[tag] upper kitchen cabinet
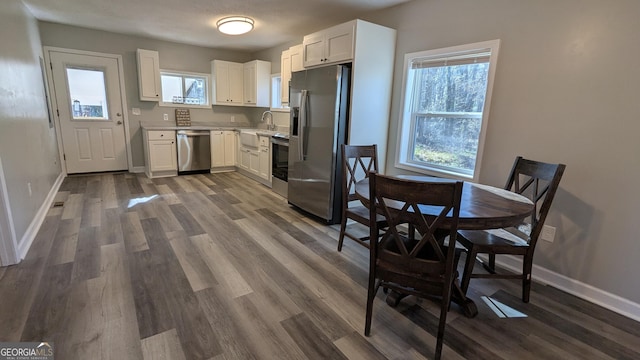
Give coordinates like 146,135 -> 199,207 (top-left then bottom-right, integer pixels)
280,49 -> 291,104
243,60 -> 271,107
212,60 -> 244,105
303,21 -> 354,68
290,44 -> 304,72
280,44 -> 303,104
137,49 -> 161,101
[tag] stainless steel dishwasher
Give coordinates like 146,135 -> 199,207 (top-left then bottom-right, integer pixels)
177,130 -> 211,174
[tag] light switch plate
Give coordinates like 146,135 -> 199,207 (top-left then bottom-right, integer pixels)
131,107 -> 141,115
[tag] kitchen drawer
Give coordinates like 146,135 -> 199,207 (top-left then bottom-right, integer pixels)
147,130 -> 176,141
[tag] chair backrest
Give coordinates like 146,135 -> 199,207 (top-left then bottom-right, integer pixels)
504,156 -> 566,245
369,173 -> 463,285
342,145 -> 379,205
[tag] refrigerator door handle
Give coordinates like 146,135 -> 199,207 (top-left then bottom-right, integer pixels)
299,90 -> 309,161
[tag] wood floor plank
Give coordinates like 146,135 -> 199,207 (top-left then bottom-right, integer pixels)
281,313 -> 348,359
61,193 -> 84,220
169,203 -> 206,236
154,183 -> 181,205
80,197 -> 101,228
170,232 -> 217,292
190,234 -> 252,298
141,328 -> 187,360
333,332 -> 388,360
48,218 -> 81,266
71,226 -> 101,282
20,262 -> 73,342
121,211 -> 150,252
99,207 -> 124,246
196,287 -> 259,360
100,173 -> 119,209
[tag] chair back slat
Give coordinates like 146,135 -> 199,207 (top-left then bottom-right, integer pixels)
505,156 -> 566,244
342,145 -> 379,205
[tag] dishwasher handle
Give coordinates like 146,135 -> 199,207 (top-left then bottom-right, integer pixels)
177,130 -> 210,136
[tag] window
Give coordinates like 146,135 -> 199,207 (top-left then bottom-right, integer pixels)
160,70 -> 209,107
66,68 -> 109,120
270,74 -> 289,111
396,40 -> 500,181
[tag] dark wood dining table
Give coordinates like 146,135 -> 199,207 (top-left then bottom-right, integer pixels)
355,175 -> 535,317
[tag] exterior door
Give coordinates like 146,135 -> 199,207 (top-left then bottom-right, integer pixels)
49,50 -> 127,173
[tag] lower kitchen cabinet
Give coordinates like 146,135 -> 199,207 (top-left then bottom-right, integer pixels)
143,129 -> 177,178
237,135 -> 271,186
211,130 -> 236,171
258,135 -> 271,181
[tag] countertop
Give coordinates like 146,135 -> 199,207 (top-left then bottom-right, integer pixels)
140,122 -> 282,137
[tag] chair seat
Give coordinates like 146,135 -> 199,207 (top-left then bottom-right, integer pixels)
458,228 -> 530,248
346,205 -> 386,224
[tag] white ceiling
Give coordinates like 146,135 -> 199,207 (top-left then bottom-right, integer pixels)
21,0 -> 412,51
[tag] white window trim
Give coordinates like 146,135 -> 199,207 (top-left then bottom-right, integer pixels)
394,39 -> 501,182
270,73 -> 290,112
159,69 -> 210,108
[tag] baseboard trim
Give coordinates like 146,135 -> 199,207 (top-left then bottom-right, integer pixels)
130,166 -> 145,174
496,255 -> 640,322
17,171 -> 65,260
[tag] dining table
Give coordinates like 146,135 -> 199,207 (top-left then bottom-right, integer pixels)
354,174 -> 535,317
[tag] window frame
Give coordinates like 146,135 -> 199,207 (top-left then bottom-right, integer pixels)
159,69 -> 210,108
270,73 -> 290,112
395,39 -> 501,181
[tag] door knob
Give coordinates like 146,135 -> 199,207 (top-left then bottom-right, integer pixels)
116,113 -> 122,116
116,121 -> 123,125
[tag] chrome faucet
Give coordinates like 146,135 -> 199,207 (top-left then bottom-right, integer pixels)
261,110 -> 275,131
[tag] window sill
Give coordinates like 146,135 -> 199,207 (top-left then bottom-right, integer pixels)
395,162 -> 475,182
158,103 -> 210,109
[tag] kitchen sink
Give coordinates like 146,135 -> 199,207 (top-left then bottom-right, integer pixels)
240,130 -> 259,147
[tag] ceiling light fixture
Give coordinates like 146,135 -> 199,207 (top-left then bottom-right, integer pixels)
217,16 -> 254,35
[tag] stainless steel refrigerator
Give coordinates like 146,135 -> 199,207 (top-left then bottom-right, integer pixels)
288,65 -> 351,224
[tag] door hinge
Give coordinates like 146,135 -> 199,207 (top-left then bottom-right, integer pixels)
56,109 -> 59,116
63,154 -> 66,161
49,62 -> 53,70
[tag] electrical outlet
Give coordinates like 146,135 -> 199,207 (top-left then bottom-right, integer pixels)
541,225 -> 556,243
27,182 -> 32,197
131,108 -> 141,115
230,116 -> 235,122
163,113 -> 169,121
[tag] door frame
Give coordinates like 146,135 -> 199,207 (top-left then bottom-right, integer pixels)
43,46 -> 133,175
0,157 -> 18,266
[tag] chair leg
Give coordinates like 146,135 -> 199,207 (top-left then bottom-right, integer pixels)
460,247 -> 478,295
337,216 -> 347,252
488,253 -> 496,272
522,255 -> 533,303
364,273 -> 378,336
434,279 -> 453,360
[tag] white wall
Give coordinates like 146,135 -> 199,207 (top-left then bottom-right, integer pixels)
0,0 -> 62,259
363,0 -> 640,305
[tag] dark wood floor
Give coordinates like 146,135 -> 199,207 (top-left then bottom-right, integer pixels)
0,172 -> 638,359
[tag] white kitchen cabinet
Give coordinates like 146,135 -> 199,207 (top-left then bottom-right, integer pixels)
212,60 -> 244,105
243,60 -> 271,107
258,135 -> 271,182
280,44 -> 303,104
290,44 -> 304,72
280,49 -> 291,104
143,129 -> 177,178
210,130 -> 236,170
303,21 -> 354,67
136,49 -> 161,101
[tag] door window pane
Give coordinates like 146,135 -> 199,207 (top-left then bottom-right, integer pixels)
66,68 -> 109,120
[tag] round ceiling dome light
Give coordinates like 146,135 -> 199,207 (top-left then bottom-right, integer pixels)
217,16 -> 254,35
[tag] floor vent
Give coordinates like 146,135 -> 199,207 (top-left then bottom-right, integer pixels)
52,201 -> 64,208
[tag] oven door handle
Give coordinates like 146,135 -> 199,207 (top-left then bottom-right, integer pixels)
271,138 -> 289,147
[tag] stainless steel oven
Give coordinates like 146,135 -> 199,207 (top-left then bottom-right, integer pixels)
271,133 -> 289,198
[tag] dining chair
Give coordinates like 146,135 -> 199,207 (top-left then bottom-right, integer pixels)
364,173 -> 463,360
337,144 -> 386,251
457,156 -> 566,303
